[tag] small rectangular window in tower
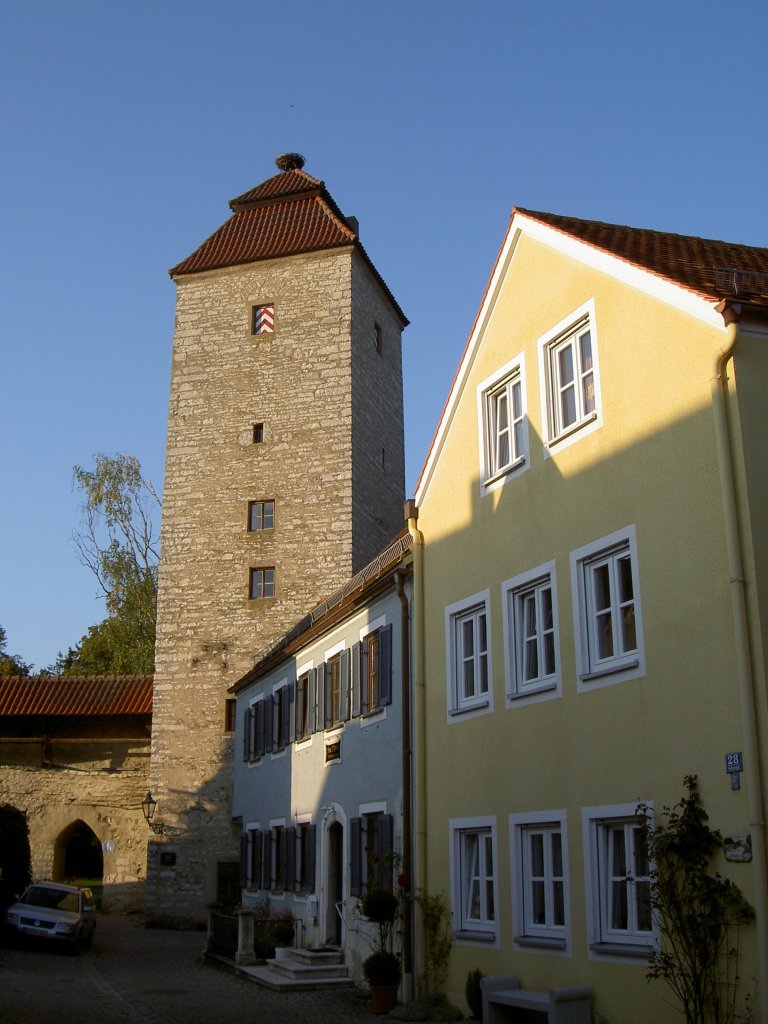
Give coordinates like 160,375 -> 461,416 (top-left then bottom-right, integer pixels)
252,423 -> 265,444
248,500 -> 275,532
224,698 -> 236,733
249,567 -> 276,600
374,322 -> 382,354
252,305 -> 275,335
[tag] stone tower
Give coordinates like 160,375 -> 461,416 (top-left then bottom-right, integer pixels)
146,155 -> 407,923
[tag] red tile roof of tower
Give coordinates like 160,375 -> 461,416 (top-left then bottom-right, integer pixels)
170,157 -> 408,325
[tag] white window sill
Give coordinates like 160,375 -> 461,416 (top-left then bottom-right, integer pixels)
514,934 -> 566,950
483,455 -> 526,488
508,680 -> 557,700
449,699 -> 490,718
453,929 -> 496,943
360,707 -> 386,725
589,941 -> 653,958
580,658 -> 639,682
547,410 -> 598,448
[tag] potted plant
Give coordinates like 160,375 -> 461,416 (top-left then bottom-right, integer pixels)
363,949 -> 402,1014
271,906 -> 294,960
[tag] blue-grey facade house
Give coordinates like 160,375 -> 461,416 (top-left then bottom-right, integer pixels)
231,532 -> 413,983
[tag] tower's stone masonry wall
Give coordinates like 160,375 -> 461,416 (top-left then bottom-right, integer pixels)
150,246 -> 405,921
350,252 -> 406,570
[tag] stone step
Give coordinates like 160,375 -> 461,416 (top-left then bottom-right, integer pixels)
267,955 -> 349,980
290,947 -> 344,967
239,963 -> 355,992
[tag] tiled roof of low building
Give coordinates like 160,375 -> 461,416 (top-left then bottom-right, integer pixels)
0,676 -> 153,716
517,208 -> 768,303
169,157 -> 408,325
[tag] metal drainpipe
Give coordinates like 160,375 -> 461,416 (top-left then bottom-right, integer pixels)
711,308 -> 768,1020
404,500 -> 425,996
395,566 -> 414,1003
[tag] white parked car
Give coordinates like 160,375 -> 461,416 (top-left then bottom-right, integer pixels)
5,882 -> 97,953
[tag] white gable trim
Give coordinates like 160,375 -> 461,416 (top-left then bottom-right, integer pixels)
415,212 -> 725,506
516,214 -> 725,330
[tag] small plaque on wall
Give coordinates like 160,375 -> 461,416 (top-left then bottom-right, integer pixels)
160,851 -> 177,867
325,740 -> 341,764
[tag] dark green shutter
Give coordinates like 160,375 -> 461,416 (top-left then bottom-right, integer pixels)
242,708 -> 250,761
361,638 -> 370,714
307,670 -> 316,734
340,649 -> 350,721
350,817 -> 362,896
379,814 -> 394,888
255,702 -> 265,759
315,664 -> 325,732
240,832 -> 248,887
281,688 -> 291,748
287,683 -> 296,744
307,824 -> 317,892
265,695 -> 274,752
263,830 -> 272,890
351,642 -> 361,717
379,623 -> 393,707
253,831 -> 263,889
285,827 -> 296,891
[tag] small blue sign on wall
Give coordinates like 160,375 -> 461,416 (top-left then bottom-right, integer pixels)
726,752 -> 743,773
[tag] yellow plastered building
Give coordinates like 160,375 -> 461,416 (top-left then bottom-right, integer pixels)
413,209 -> 768,1022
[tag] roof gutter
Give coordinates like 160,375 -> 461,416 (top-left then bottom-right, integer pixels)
711,304 -> 768,1020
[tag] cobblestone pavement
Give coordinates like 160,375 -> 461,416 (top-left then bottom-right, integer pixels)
0,915 -> 377,1024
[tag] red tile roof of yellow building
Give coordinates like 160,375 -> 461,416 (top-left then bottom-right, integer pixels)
516,208 -> 768,302
169,159 -> 408,325
0,676 -> 153,716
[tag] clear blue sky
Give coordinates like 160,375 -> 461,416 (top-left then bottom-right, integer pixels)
2,0 -> 766,670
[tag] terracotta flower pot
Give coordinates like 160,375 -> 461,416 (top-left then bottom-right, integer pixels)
370,985 -> 398,1014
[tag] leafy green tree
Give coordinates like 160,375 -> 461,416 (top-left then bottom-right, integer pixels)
63,453 -> 160,675
0,625 -> 32,676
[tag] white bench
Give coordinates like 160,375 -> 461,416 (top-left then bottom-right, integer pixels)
481,976 -> 592,1024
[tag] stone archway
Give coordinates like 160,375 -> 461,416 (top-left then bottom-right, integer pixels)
0,804 -> 31,909
53,819 -> 103,885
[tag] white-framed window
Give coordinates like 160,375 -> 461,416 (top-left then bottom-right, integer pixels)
351,616 -> 393,718
477,355 -> 528,492
571,525 -> 644,690
538,300 -> 602,452
450,817 -> 498,941
509,811 -> 569,952
583,803 -> 655,958
503,562 -> 560,705
445,591 -> 492,719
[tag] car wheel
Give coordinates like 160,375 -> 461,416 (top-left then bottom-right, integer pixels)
82,929 -> 94,950
66,931 -> 82,956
